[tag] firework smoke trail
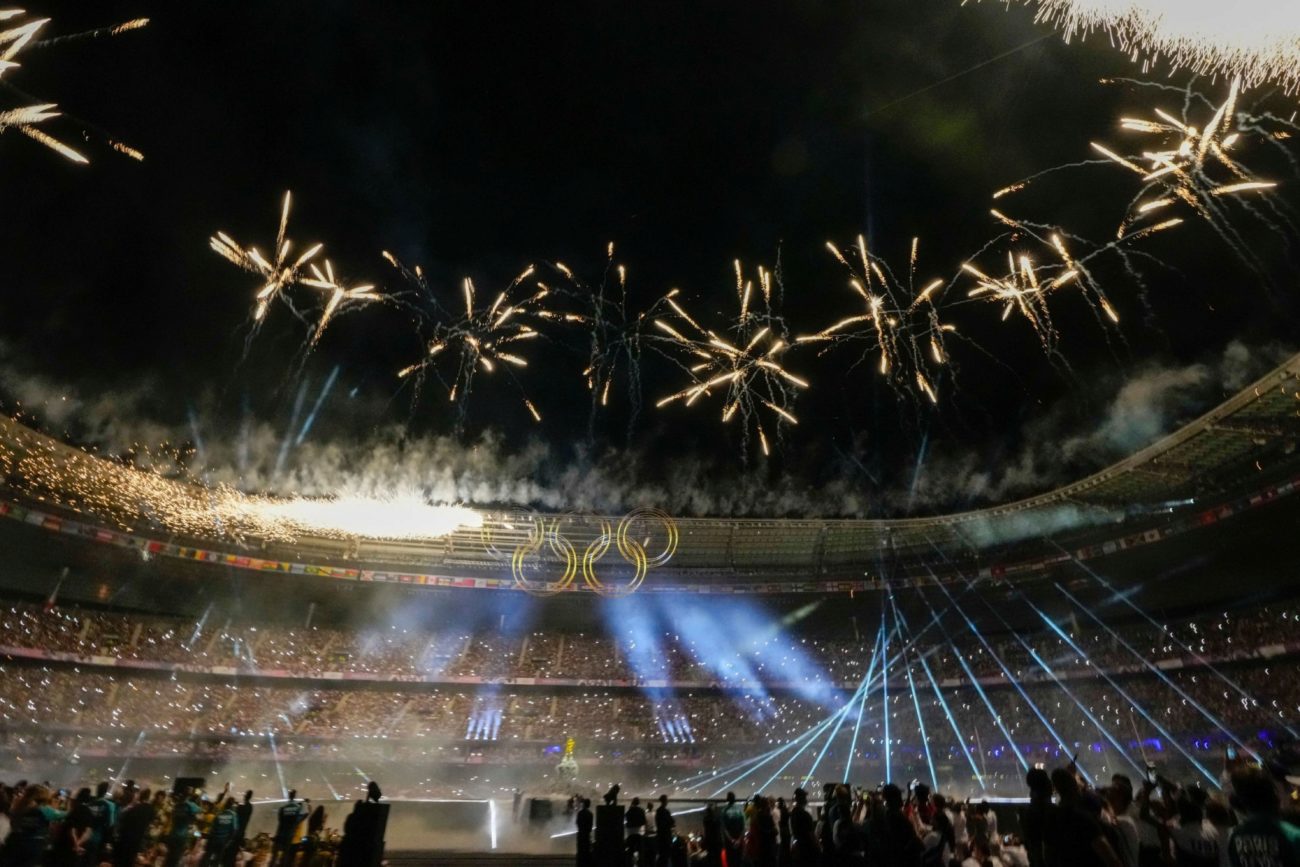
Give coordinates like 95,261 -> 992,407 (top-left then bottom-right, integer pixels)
651,261 -> 808,458
796,235 -> 955,405
969,1 -> 1300,94
542,245 -> 652,441
28,16 -> 150,49
385,252 -> 551,429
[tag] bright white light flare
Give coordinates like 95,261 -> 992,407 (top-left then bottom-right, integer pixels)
239,492 -> 482,542
980,1 -> 1300,94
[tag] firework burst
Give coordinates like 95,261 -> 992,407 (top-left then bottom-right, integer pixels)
210,191 -> 326,325
0,10 -> 149,163
299,260 -> 379,347
0,11 -> 84,162
652,261 -> 807,456
797,236 -> 955,405
1093,80 -> 1278,239
387,253 -> 549,425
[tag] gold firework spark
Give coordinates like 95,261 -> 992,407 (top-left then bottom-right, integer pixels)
797,236 -> 954,404
0,416 -> 481,544
961,224 -> 1106,351
1093,80 -> 1277,238
299,260 -> 379,346
210,191 -> 325,323
652,261 -> 807,456
0,11 -> 86,163
388,254 -> 549,424
545,244 -> 644,415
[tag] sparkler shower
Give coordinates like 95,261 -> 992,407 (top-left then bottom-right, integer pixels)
974,1 -> 1300,93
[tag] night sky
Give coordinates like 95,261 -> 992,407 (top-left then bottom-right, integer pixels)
1,1 -> 1297,517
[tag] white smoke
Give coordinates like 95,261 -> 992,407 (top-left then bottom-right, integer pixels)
0,340 -> 1287,519
901,340 -> 1290,511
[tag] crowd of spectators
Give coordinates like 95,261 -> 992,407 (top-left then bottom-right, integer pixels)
0,657 -> 1296,791
0,778 -> 361,867
3,598 -> 1300,803
3,601 -> 1297,687
580,755 -> 1300,867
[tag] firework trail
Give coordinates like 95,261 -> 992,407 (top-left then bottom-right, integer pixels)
651,260 -> 808,457
385,252 -> 550,428
970,1 -> 1300,95
797,235 -> 955,405
543,244 -> 663,440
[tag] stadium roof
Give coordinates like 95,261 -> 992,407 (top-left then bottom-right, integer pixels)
1,350 -> 1299,590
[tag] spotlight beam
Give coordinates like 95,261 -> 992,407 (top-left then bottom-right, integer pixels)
1024,597 -> 1221,788
690,576 -> 994,795
758,688 -> 864,794
707,677 -> 872,797
926,535 -> 1155,777
960,578 -> 1146,777
893,598 -> 988,791
882,607 -> 892,784
888,592 -> 940,789
1049,542 -> 1299,741
842,623 -> 883,785
268,732 -> 288,800
1053,581 -> 1259,760
930,574 -> 1092,783
915,585 -> 1030,772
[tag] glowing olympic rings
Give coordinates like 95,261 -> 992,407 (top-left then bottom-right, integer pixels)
500,508 -> 678,596
509,514 -> 579,596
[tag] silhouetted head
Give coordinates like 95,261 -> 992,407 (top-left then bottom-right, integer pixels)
1231,766 -> 1280,816
1105,784 -> 1132,814
1051,769 -> 1080,804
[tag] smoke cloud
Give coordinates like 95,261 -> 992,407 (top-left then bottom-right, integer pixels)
0,340 -> 1289,520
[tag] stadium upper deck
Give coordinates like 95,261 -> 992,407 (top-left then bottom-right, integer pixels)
0,352 -> 1298,592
